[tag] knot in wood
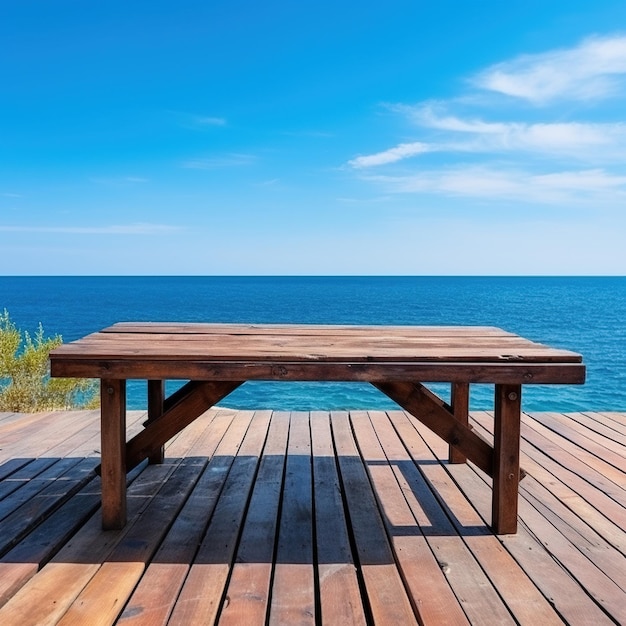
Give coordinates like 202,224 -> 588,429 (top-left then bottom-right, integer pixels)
272,365 -> 288,378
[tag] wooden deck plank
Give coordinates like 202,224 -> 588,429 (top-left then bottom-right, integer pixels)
117,410 -> 246,626
0,412 -> 19,424
0,479 -> 101,607
269,412 -> 316,625
0,463 -> 176,624
0,410 -> 217,625
0,409 -> 624,625
217,411 -> 289,626
167,411 -> 270,625
470,412 -> 626,555
350,410 -> 473,626
592,411 -> 626,435
473,411 -> 626,517
385,410 -> 563,626
0,458 -> 97,555
565,411 -> 626,448
522,484 -> 626,592
331,411 -> 419,625
0,411 -> 104,520
459,413 -> 626,624
449,462 -> 617,626
515,485 -> 626,623
519,415 -> 626,513
530,411 -> 626,475
0,412 -> 149,609
0,411 -> 146,557
403,410 -> 619,626
311,411 -> 367,626
0,457 -> 83,513
55,410 -> 227,626
0,411 -> 88,456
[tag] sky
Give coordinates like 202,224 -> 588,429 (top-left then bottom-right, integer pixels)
2,0 -> 626,275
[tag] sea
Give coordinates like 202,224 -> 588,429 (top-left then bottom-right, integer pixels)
2,276 -> 625,413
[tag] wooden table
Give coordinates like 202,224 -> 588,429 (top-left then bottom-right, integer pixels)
49,322 -> 585,534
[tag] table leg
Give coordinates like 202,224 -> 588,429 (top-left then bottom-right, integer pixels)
100,378 -> 127,530
147,380 -> 165,464
492,384 -> 521,534
449,382 -> 469,464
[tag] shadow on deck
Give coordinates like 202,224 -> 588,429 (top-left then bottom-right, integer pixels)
0,407 -> 624,625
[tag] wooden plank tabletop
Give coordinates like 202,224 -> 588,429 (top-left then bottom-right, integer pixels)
51,322 -> 582,363
49,323 -> 585,386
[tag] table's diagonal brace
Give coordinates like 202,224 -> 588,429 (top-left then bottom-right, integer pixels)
126,380 -> 243,470
373,381 -> 494,477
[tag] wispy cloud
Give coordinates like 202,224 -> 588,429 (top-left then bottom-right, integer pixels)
0,223 -> 182,235
348,142 -> 430,168
373,103 -> 626,162
369,167 -> 626,205
472,34 -> 626,105
1,192 -> 22,198
347,33 -> 626,208
348,116 -> 626,168
192,115 -> 227,126
182,153 -> 257,169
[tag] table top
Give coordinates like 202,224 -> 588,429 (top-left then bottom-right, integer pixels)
50,323 -> 585,384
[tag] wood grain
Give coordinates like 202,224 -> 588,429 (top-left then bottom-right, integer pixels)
0,409 -> 623,624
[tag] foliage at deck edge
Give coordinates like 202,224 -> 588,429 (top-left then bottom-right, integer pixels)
0,309 -> 98,412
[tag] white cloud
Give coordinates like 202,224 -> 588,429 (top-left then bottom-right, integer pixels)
369,166 -> 626,205
348,33 -> 626,212
348,113 -> 626,167
409,104 -> 626,156
472,34 -> 626,104
0,223 -> 182,235
1,192 -> 22,198
396,102 -> 506,134
348,142 -> 430,168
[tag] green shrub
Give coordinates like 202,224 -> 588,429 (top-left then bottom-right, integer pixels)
0,310 -> 97,412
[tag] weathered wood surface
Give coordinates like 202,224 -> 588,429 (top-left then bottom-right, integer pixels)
1,408 -> 623,625
50,324 -> 585,378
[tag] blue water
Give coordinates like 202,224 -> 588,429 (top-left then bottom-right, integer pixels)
2,276 -> 625,412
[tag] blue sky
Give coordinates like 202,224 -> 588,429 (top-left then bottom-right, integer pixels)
2,1 -> 626,275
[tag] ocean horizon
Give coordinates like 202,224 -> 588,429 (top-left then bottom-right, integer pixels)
2,275 -> 625,412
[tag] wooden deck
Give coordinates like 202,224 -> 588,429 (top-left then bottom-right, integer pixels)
0,407 -> 624,625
